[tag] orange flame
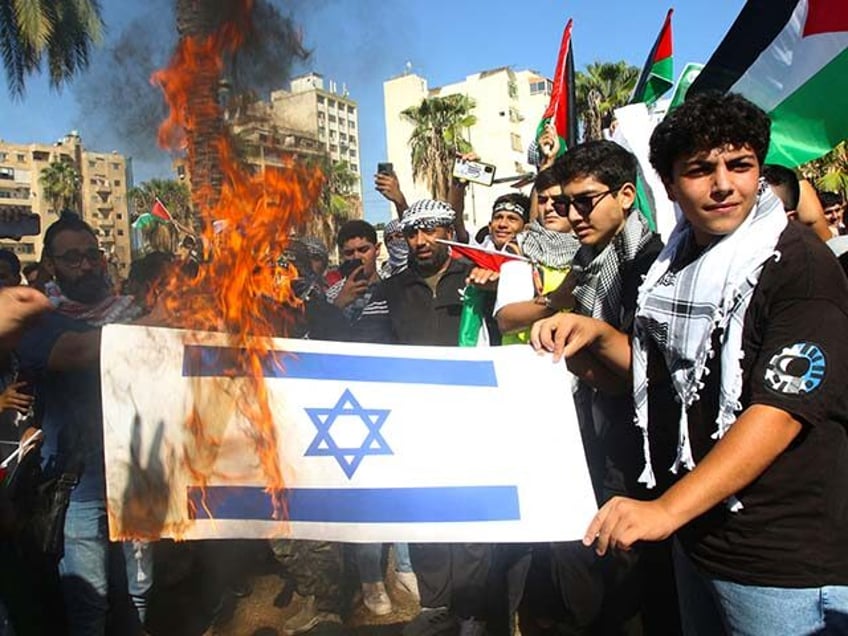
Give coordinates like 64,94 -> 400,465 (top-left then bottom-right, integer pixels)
144,0 -> 323,530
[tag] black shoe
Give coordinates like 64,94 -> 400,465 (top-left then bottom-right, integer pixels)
403,608 -> 460,636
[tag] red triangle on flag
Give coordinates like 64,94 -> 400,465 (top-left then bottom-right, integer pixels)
436,239 -> 528,273
151,199 -> 173,221
804,0 -> 848,37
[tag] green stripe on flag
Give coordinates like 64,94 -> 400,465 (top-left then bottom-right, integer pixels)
765,48 -> 848,167
641,57 -> 674,105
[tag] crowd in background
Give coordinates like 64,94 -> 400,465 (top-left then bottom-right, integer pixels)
0,90 -> 847,636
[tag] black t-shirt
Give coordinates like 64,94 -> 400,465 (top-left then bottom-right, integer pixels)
647,222 -> 848,587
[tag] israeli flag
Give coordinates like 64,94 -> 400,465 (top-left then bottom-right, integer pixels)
102,325 -> 597,542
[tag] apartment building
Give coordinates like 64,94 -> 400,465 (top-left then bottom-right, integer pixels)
0,132 -> 132,276
384,67 -> 552,228
269,72 -> 363,198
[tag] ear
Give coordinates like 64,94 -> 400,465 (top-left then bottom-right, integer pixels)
618,182 -> 637,211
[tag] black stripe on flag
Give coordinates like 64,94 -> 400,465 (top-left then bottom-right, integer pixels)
688,0 -> 799,95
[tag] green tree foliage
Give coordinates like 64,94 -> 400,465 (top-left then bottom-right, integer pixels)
129,178 -> 192,226
801,141 -> 848,199
0,0 -> 103,97
575,61 -> 639,141
401,94 -> 476,201
39,159 -> 79,213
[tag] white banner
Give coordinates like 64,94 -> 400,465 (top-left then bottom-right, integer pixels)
102,325 -> 597,543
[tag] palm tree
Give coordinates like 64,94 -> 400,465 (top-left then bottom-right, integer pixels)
39,159 -> 80,213
129,178 -> 193,225
401,94 -> 476,201
0,0 -> 103,97
576,61 -> 639,141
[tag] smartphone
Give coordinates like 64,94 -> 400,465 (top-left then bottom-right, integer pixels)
377,162 -> 394,175
452,158 -> 496,187
338,258 -> 364,280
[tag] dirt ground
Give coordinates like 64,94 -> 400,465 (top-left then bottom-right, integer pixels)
145,541 -> 419,636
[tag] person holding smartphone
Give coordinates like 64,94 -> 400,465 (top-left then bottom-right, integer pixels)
325,220 -> 383,324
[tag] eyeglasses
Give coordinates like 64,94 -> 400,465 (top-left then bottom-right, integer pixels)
538,189 -> 620,217
52,248 -> 102,268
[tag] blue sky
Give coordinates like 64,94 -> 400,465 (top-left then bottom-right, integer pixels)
0,1 -> 744,224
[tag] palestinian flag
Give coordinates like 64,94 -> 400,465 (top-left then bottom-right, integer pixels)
151,197 -> 174,221
631,9 -> 674,106
536,19 -> 578,157
436,239 -> 528,273
688,0 -> 848,167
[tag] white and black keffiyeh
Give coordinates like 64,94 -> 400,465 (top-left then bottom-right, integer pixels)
519,220 -> 581,269
400,199 -> 455,231
571,211 -> 654,327
631,183 -> 787,489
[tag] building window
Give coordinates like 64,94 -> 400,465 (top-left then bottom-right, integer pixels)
117,213 -> 123,220
111,162 -> 120,170
349,148 -> 357,158
317,95 -> 325,104
510,133 -> 523,152
330,130 -> 336,140
529,79 -> 553,96
15,154 -> 24,162
113,180 -> 121,187
32,151 -> 49,161
347,105 -> 355,114
349,120 -> 356,130
0,153 -> 6,161
509,107 -> 521,123
351,163 -> 358,173
328,115 -> 336,124
328,99 -> 336,109
0,168 -> 13,180
89,160 -> 96,167
340,133 -> 347,143
117,229 -> 125,236
330,144 -> 338,153
508,79 -> 518,99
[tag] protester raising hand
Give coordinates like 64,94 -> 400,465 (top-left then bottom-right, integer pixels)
0,286 -> 51,349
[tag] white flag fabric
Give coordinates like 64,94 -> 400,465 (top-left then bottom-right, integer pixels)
102,325 -> 597,543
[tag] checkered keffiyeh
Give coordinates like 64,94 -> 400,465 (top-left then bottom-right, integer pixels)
518,220 -> 580,269
570,210 -> 654,327
631,183 -> 786,489
400,199 -> 455,231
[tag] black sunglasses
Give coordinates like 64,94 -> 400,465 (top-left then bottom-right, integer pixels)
52,248 -> 103,268
538,188 -> 621,217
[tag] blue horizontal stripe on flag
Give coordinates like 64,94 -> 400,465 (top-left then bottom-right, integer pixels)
187,486 -> 520,523
182,345 -> 497,387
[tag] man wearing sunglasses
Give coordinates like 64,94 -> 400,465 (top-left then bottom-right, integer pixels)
15,213 -> 152,634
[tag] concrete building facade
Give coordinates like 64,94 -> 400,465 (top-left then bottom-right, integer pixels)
269,72 -> 363,198
0,132 -> 132,278
383,67 -> 552,229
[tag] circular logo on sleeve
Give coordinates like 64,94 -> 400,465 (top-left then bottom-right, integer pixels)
764,342 -> 826,395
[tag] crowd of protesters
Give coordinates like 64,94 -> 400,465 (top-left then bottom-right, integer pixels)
0,90 -> 847,636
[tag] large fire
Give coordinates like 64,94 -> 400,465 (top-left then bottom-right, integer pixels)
140,0 -> 322,529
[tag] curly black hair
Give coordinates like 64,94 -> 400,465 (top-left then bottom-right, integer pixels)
552,140 -> 638,191
649,92 -> 771,183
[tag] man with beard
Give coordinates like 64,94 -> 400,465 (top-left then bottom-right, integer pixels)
16,213 -> 151,635
354,199 -> 499,636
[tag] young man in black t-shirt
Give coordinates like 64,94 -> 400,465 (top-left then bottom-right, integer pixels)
530,92 -> 848,635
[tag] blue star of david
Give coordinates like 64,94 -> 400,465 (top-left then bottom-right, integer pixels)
304,389 -> 392,478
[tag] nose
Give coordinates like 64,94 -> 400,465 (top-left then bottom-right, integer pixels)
712,163 -> 732,195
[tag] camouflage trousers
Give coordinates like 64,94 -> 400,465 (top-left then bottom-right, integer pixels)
269,539 -> 344,612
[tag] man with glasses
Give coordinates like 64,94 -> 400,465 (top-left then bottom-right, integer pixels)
16,212 -> 152,634
537,141 -> 673,634
493,165 -> 581,343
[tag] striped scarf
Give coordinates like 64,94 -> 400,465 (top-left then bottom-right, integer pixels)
630,183 -> 786,489
519,220 -> 580,269
571,210 -> 654,327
